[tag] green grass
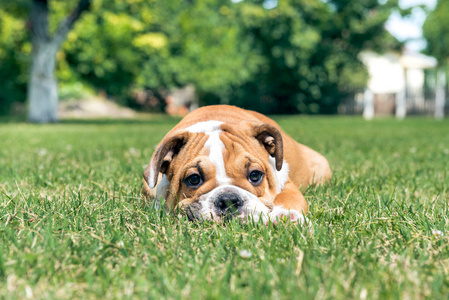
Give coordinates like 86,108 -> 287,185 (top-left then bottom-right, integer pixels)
0,115 -> 448,299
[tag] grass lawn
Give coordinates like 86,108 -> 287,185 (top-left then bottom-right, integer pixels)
0,115 -> 448,299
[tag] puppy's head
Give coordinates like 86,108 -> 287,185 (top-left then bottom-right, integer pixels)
143,120 -> 289,223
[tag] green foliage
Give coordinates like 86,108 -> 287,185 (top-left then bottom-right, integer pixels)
423,0 -> 449,64
0,10 -> 29,114
62,0 -> 257,107
0,116 -> 448,298
0,0 -> 401,115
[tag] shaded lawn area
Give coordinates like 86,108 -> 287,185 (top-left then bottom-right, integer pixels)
0,115 -> 448,299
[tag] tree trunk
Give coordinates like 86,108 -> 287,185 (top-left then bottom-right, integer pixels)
28,42 -> 58,123
27,0 -> 91,123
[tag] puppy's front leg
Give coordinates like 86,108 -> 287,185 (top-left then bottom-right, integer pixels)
268,179 -> 310,226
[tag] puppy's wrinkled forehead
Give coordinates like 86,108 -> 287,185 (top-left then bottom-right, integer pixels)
186,120 -> 231,185
144,117 -> 283,197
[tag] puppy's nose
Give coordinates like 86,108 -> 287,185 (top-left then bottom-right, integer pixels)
215,193 -> 243,211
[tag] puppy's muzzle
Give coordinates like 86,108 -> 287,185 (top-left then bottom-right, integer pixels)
185,185 -> 269,222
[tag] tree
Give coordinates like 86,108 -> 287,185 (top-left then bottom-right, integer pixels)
227,0 -> 402,114
423,0 -> 449,64
62,0 -> 257,109
27,0 -> 91,123
1,0 -> 401,116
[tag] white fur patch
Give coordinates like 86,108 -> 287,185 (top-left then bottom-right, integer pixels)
269,156 -> 289,193
205,130 -> 231,185
155,174 -> 170,200
186,120 -> 224,134
148,163 -> 156,189
187,120 -> 231,186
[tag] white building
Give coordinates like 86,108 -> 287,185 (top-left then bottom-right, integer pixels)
352,50 -> 444,119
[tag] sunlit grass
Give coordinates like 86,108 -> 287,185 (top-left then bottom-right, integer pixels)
0,116 -> 448,299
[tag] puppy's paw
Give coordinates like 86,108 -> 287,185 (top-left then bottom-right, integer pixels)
267,206 -> 312,231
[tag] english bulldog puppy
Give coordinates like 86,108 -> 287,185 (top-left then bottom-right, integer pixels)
142,105 -> 331,225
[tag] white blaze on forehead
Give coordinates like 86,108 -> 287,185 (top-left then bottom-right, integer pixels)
205,131 -> 231,185
186,121 -> 231,185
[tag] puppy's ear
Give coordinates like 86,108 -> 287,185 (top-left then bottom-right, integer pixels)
143,132 -> 190,189
253,124 -> 284,171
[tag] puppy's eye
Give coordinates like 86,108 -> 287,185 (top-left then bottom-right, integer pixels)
184,174 -> 203,187
248,170 -> 264,185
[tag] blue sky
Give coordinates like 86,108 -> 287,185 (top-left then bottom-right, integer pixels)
385,0 -> 437,52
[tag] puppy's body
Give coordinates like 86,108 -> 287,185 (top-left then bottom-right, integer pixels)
142,105 -> 331,223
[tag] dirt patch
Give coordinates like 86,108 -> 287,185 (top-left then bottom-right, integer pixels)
59,98 -> 135,119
